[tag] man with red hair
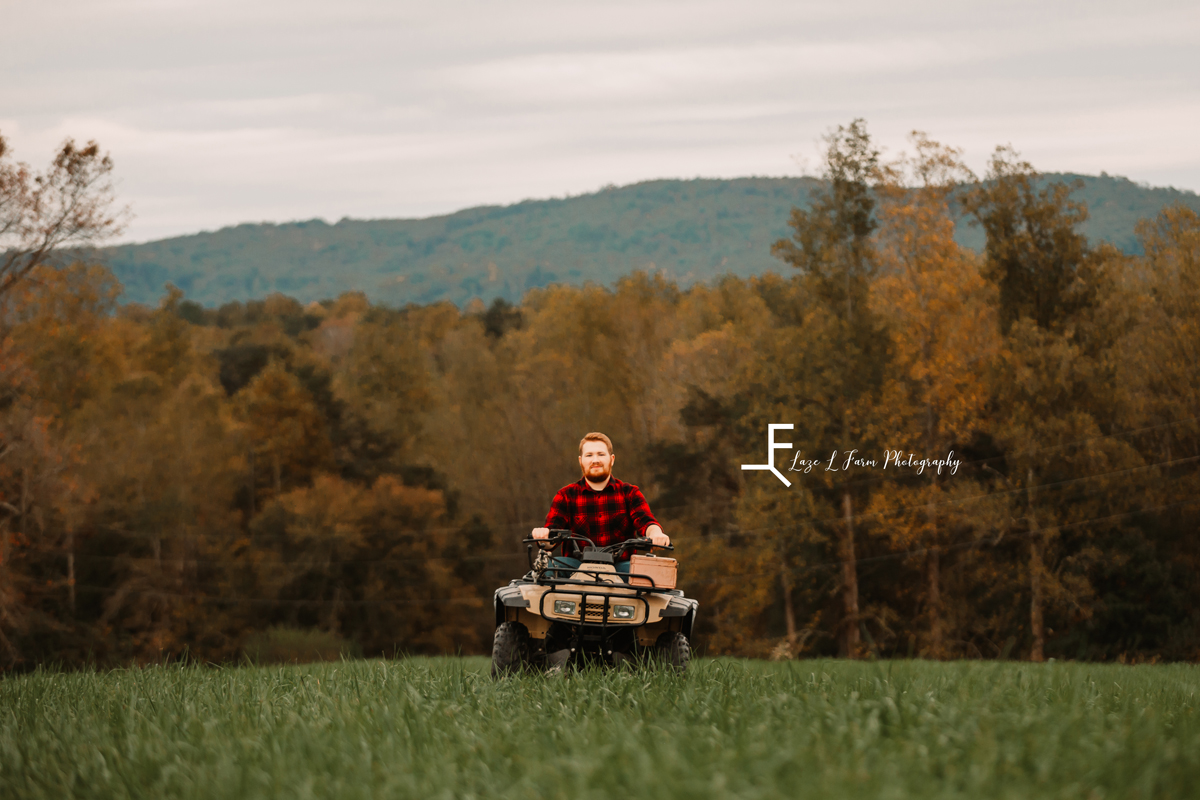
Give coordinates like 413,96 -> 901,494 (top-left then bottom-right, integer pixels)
532,432 -> 669,575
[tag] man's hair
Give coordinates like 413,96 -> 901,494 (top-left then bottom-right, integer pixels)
579,432 -> 614,456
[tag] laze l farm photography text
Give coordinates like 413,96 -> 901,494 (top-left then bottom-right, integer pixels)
786,449 -> 962,476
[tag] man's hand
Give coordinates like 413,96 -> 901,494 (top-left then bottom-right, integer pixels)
531,527 -> 550,540
646,524 -> 670,548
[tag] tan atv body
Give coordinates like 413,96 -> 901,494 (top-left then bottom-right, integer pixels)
491,536 -> 698,675
496,562 -> 692,648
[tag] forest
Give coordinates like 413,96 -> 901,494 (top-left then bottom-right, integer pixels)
2,124 -> 1199,669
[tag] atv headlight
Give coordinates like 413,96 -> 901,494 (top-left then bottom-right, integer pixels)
553,600 -> 577,615
612,605 -> 635,620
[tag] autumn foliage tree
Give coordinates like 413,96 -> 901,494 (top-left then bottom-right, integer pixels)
867,133 -> 998,657
0,134 -> 126,299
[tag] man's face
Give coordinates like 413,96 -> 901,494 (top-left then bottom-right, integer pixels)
579,441 -> 615,483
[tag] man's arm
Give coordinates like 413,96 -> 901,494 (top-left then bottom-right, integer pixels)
626,485 -> 670,547
643,523 -> 669,547
533,486 -> 573,541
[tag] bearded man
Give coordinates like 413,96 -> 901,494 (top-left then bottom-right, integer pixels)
531,432 -> 670,576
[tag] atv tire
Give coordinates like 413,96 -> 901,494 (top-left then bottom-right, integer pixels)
491,622 -> 530,678
655,631 -> 691,673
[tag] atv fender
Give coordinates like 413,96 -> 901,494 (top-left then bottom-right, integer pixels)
494,585 -> 529,626
660,597 -> 698,638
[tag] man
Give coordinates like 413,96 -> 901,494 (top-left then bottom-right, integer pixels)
532,432 -> 670,576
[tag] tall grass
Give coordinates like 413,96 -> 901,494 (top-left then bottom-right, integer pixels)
1,658 -> 1197,799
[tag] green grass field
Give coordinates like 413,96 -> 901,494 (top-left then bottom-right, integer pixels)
2,658 -> 1197,799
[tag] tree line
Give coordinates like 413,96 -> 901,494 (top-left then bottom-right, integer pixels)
1,122 -> 1199,669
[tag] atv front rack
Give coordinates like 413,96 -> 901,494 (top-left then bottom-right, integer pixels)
534,564 -> 676,593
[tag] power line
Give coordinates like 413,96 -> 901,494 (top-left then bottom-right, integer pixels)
14,548 -> 528,567
10,453 -> 1199,569
61,496 -> 1200,605
8,417 -> 1200,545
70,586 -> 488,607
724,453 -> 1200,538
685,495 -> 1200,587
824,414 -> 1200,492
15,444 -> 1196,555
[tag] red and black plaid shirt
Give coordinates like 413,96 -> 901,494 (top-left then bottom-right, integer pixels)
544,476 -> 659,560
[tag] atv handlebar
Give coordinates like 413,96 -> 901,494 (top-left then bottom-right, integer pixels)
521,530 -> 672,554
522,529 -> 595,547
611,537 -> 674,553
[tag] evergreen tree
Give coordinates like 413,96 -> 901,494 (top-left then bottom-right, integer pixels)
768,119 -> 889,656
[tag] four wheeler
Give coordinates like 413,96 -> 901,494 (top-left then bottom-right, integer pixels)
491,529 -> 698,676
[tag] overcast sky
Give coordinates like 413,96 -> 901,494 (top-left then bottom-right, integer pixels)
3,0 -> 1198,242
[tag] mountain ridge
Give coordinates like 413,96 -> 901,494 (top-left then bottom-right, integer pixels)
98,174 -> 1200,307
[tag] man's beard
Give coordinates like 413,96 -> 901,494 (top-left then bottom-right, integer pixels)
583,464 -> 612,483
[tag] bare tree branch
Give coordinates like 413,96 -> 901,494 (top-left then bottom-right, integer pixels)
0,133 -> 129,299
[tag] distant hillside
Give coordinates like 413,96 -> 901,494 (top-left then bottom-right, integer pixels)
98,174 -> 1200,307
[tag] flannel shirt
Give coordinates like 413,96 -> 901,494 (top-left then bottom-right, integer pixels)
543,476 -> 660,560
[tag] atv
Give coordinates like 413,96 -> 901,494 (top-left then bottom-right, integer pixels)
491,529 -> 698,676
